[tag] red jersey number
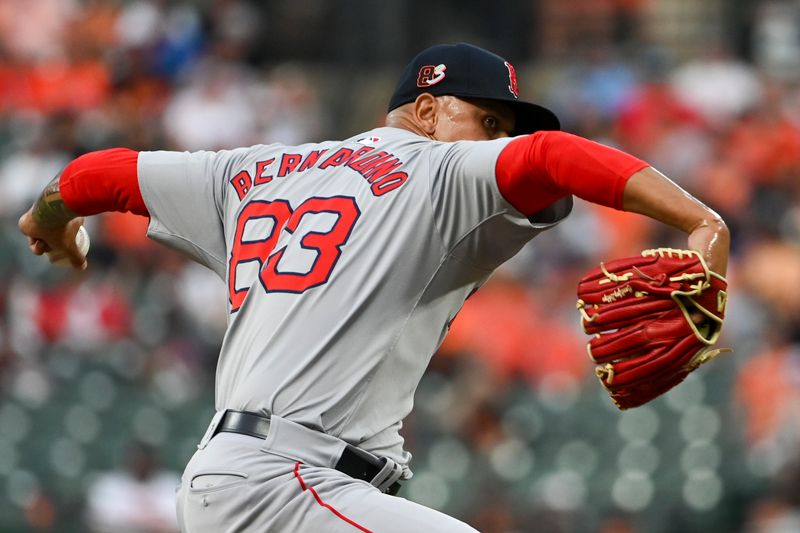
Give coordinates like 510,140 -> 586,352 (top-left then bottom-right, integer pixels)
228,196 -> 360,311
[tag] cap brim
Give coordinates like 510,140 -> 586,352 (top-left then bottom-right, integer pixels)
506,100 -> 560,135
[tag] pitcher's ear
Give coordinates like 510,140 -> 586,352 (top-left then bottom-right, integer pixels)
414,93 -> 438,136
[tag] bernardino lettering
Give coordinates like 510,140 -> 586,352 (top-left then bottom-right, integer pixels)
229,145 -> 408,201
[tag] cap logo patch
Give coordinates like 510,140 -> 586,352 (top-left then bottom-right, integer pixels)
504,61 -> 519,98
417,64 -> 447,87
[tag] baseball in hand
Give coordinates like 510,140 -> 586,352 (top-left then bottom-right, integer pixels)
46,225 -> 90,267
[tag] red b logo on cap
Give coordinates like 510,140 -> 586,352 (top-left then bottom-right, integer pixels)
504,61 -> 519,98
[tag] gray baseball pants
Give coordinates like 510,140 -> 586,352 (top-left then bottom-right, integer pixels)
176,413 -> 478,532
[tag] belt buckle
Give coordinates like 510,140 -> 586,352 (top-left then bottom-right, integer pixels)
369,456 -> 404,494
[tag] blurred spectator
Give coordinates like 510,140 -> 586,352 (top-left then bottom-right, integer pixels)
736,333 -> 800,453
441,272 -> 587,388
85,441 -> 180,533
162,59 -> 258,150
0,0 -> 79,61
254,64 -> 326,144
6,272 -> 132,353
115,1 -> 163,50
740,240 -> 800,318
670,42 -> 763,128
22,489 -> 57,531
744,497 -> 800,533
547,46 -> 639,130
753,0 -> 800,79
0,119 -> 70,217
614,67 -> 706,172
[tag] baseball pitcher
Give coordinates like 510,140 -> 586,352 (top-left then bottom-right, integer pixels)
18,43 -> 729,532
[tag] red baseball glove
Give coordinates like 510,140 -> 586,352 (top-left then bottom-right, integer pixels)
576,248 -> 729,410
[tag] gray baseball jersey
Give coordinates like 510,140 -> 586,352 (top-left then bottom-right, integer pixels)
138,126 -> 572,474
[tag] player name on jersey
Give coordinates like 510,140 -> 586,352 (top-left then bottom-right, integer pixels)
229,145 -> 409,201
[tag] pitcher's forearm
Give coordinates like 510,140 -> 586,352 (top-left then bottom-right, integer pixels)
622,167 -> 729,275
31,174 -> 79,229
686,218 -> 730,276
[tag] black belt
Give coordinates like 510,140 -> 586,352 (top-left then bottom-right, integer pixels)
214,410 -> 402,495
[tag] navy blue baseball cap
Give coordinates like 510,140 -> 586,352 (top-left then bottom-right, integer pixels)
388,43 -> 560,134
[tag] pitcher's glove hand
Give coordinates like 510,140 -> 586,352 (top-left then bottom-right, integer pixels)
576,248 -> 730,410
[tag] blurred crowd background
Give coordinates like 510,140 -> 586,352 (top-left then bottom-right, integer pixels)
0,0 -> 799,532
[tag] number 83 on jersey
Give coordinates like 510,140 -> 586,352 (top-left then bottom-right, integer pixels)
228,196 -> 361,311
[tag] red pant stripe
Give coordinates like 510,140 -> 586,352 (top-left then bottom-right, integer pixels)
293,461 -> 374,533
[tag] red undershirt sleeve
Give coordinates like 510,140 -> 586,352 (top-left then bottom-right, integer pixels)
495,131 -> 649,217
59,148 -> 149,217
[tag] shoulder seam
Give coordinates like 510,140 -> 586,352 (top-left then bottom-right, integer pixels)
147,224 -> 226,270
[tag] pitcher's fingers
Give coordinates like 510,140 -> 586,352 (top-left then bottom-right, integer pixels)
30,238 -> 51,255
62,237 -> 88,270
